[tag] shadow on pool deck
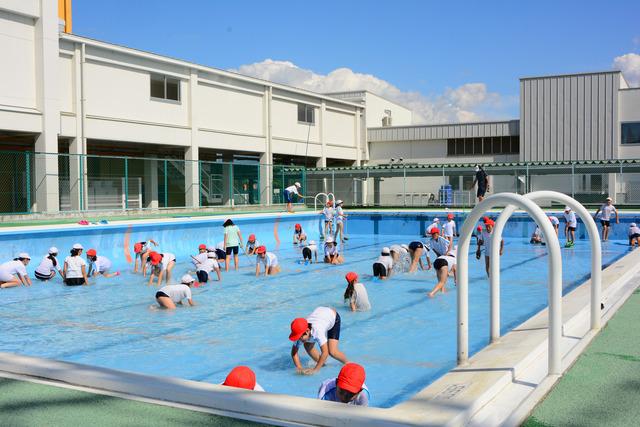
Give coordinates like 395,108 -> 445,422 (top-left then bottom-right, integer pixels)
523,289 -> 640,427
0,377 -> 263,427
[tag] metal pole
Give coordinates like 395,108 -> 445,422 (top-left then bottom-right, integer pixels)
79,155 -> 84,211
198,160 -> 202,207
229,162 -> 234,207
25,152 -> 31,213
332,169 -> 335,195
571,162 -> 575,199
124,157 -> 129,210
256,164 -> 261,205
164,159 -> 168,208
403,166 -> 407,207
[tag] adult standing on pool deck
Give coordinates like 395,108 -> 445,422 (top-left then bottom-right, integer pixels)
34,247 -> 64,281
289,306 -> 349,375
428,247 -> 457,297
223,219 -> 243,272
284,182 -> 303,213
563,206 -> 578,247
470,165 -> 489,202
343,272 -> 371,311
63,244 -> 89,286
0,253 -> 32,288
317,363 -> 370,406
594,197 -> 619,242
155,274 -> 196,309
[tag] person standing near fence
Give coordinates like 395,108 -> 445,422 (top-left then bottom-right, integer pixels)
470,165 -> 489,202
594,197 -> 619,242
284,182 -> 303,213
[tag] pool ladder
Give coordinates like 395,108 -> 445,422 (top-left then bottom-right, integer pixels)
456,191 -> 602,377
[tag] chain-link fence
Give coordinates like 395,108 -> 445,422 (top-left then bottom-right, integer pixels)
1,150 -> 640,214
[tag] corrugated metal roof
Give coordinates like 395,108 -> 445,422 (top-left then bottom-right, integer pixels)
368,120 -> 519,142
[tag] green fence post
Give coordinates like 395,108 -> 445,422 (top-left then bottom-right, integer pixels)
164,159 -> 168,208
25,152 -> 31,213
124,157 -> 129,210
229,162 -> 234,207
198,160 -> 202,208
302,166 -> 307,207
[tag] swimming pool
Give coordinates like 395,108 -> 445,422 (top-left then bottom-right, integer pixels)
0,212 -> 634,408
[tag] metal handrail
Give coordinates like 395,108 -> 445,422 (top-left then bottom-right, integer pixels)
314,192 -> 335,211
490,191 -> 602,343
457,192 -> 563,375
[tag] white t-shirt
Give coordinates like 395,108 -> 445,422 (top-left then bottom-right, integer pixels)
480,230 -> 496,255
318,378 -> 369,406
549,216 -> 560,227
161,253 -> 176,270
64,255 -> 87,278
192,252 -> 208,267
436,254 -> 457,268
374,254 -> 393,271
198,258 -> 219,272
246,240 -> 261,251
216,241 -> 225,250
443,220 -> 456,237
305,243 -> 318,255
335,206 -> 344,223
324,244 -> 339,257
532,227 -> 541,238
92,256 -> 112,273
158,284 -> 192,303
261,252 -> 278,267
322,207 -> 334,221
285,185 -> 299,195
294,227 -> 306,237
351,282 -> 371,311
427,236 -> 450,258
564,212 -> 577,227
426,222 -> 440,234
35,256 -> 60,276
599,204 -> 616,221
0,260 -> 28,279
296,307 -> 336,348
389,244 -> 407,255
629,226 -> 640,236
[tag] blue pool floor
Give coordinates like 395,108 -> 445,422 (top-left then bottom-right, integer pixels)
0,234 -> 632,408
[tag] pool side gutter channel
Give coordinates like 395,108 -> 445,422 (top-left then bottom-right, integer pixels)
1,250 -> 639,426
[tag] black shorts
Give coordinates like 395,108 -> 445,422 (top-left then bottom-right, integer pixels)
630,233 -> 640,240
302,247 -> 312,259
327,312 -> 341,341
434,258 -> 448,270
568,226 -> 576,231
477,187 -> 487,197
35,271 -> 54,281
408,241 -> 423,251
372,262 -> 387,277
600,220 -> 610,227
196,270 -> 208,283
64,277 -> 85,286
215,249 -> 226,260
226,246 -> 239,255
155,291 -> 169,299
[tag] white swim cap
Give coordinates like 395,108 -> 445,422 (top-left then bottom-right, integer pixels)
207,251 -> 217,258
207,246 -> 215,252
309,240 -> 316,245
48,247 -> 58,254
72,243 -> 84,250
475,165 -> 480,172
631,223 -> 637,227
295,182 -> 301,187
401,244 -> 409,251
564,206 -> 571,212
434,218 -> 440,222
336,199 -> 343,205
325,236 -> 334,243
18,252 -> 30,259
382,247 -> 390,255
181,274 -> 195,284
606,197 -> 612,201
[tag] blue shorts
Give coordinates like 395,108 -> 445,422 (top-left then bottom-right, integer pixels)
327,312 -> 341,341
284,190 -> 293,203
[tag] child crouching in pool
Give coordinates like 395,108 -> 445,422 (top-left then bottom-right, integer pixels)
255,246 -> 280,276
324,237 -> 343,264
317,363 -> 369,406
302,240 -> 318,264
134,239 -> 158,274
86,249 -> 120,278
245,234 -> 260,255
155,274 -> 196,309
343,272 -> 370,311
147,251 -> 176,286
629,223 -> 640,248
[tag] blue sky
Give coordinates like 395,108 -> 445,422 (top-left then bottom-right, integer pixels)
73,0 -> 640,123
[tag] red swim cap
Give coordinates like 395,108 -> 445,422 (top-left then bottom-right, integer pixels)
476,226 -> 483,232
86,249 -> 97,257
295,223 -> 301,230
337,363 -> 366,394
255,245 -> 266,254
345,272 -> 358,283
248,234 -> 256,241
485,219 -> 495,227
149,251 -> 162,265
430,228 -> 440,235
198,244 -> 206,250
133,242 -> 143,254
447,213 -> 454,219
223,366 -> 256,390
289,318 -> 309,341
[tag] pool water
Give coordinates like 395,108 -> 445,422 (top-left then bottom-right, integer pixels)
0,213 -> 632,408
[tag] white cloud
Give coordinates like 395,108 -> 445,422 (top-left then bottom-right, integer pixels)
231,59 -> 514,124
614,53 -> 640,87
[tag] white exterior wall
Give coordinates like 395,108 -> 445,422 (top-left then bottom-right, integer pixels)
0,9 -> 38,111
618,88 -> 640,159
368,140 -> 518,165
364,92 -> 412,128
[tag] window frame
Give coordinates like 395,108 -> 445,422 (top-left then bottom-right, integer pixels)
297,103 -> 316,125
621,121 -> 640,145
150,73 -> 181,103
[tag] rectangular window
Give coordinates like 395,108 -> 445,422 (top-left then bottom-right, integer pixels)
511,136 -> 520,154
447,139 -> 456,155
297,104 -> 315,124
621,122 -> 640,144
473,138 -> 483,154
483,138 -> 492,154
464,139 -> 474,155
150,73 -> 180,101
455,139 -> 465,155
